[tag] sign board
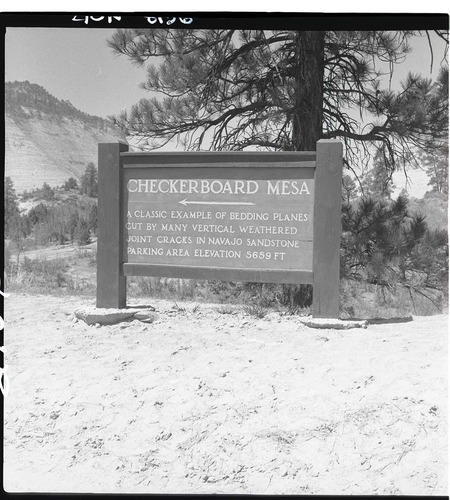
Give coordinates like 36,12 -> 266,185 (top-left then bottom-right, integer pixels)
97,141 -> 343,318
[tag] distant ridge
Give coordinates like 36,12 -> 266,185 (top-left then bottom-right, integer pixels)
5,80 -> 127,192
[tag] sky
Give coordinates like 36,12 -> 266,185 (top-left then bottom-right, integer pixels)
5,28 -> 148,118
5,26 -> 448,196
5,27 -> 447,119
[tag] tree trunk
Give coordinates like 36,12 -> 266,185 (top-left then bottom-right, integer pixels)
291,31 -> 325,151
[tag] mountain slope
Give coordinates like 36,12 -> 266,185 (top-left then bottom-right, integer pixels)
5,81 -> 127,192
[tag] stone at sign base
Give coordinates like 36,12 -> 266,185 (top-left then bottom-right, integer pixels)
75,307 -> 156,325
300,317 -> 368,329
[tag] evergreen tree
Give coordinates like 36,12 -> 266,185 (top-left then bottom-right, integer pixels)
41,182 -> 55,201
64,177 -> 79,191
4,177 -> 28,256
4,177 -> 20,237
361,146 -> 395,199
26,202 -> 49,245
27,202 -> 49,226
75,218 -> 91,246
80,163 -> 98,197
421,148 -> 449,195
8,214 -> 28,261
341,195 -> 448,292
88,204 -> 98,234
107,30 -> 448,173
48,208 -> 67,245
342,174 -> 358,204
69,211 -> 80,243
108,28 -> 448,307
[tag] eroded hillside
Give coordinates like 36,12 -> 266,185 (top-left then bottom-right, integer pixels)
5,81 -> 127,192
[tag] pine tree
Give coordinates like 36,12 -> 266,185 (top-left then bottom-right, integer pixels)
107,29 -> 448,173
4,176 -> 20,237
80,163 -> 98,198
26,202 -> 49,226
361,146 -> 395,199
421,147 -> 449,195
341,195 -> 448,293
64,177 -> 79,191
69,211 -> 80,243
342,174 -> 358,204
88,204 -> 98,234
75,218 -> 91,246
41,183 -> 55,201
108,28 -> 448,307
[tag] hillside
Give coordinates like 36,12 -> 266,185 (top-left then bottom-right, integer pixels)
5,81 -> 127,192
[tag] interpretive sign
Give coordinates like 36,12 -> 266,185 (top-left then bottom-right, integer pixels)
97,140 -> 343,318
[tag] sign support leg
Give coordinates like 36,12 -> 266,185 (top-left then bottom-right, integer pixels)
312,139 -> 343,318
97,142 -> 129,308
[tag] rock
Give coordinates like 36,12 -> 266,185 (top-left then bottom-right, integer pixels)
133,311 -> 157,323
74,307 -> 140,325
368,316 -> 413,324
299,317 -> 368,329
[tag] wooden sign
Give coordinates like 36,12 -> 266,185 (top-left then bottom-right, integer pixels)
97,140 -> 343,318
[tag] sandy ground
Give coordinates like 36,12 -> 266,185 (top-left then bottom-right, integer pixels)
3,293 -> 448,495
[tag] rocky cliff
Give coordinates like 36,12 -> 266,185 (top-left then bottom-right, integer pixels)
5,81 -> 127,192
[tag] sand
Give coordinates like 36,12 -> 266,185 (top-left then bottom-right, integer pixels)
3,293 -> 448,494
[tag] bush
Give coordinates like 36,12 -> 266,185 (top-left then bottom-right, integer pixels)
64,177 -> 79,191
41,183 -> 55,201
243,303 -> 269,318
75,218 -> 91,246
341,195 -> 448,306
8,257 -> 69,291
27,203 -> 49,226
340,279 -> 445,318
5,255 -> 96,296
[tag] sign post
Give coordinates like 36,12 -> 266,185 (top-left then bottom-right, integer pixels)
97,142 -> 129,308
97,140 -> 342,317
313,140 -> 343,318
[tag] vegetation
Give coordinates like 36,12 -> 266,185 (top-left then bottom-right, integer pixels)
107,30 -> 448,172
361,147 -> 395,199
408,191 -> 448,232
4,30 -> 449,316
341,195 -> 448,310
80,163 -> 98,197
4,176 -> 21,237
64,177 -> 79,191
104,28 -> 448,315
421,148 -> 449,195
4,255 -> 96,296
4,175 -> 98,251
5,80 -> 113,130
4,165 -> 448,317
22,183 -> 56,201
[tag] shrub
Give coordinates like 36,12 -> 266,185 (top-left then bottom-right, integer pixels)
341,195 -> 448,313
218,304 -> 237,315
75,218 -> 91,245
42,183 -> 55,200
243,303 -> 268,319
64,177 -> 79,191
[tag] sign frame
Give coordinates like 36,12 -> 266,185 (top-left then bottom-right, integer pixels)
97,140 -> 342,318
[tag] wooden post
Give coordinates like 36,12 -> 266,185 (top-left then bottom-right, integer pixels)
313,139 -> 343,318
97,142 -> 129,308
